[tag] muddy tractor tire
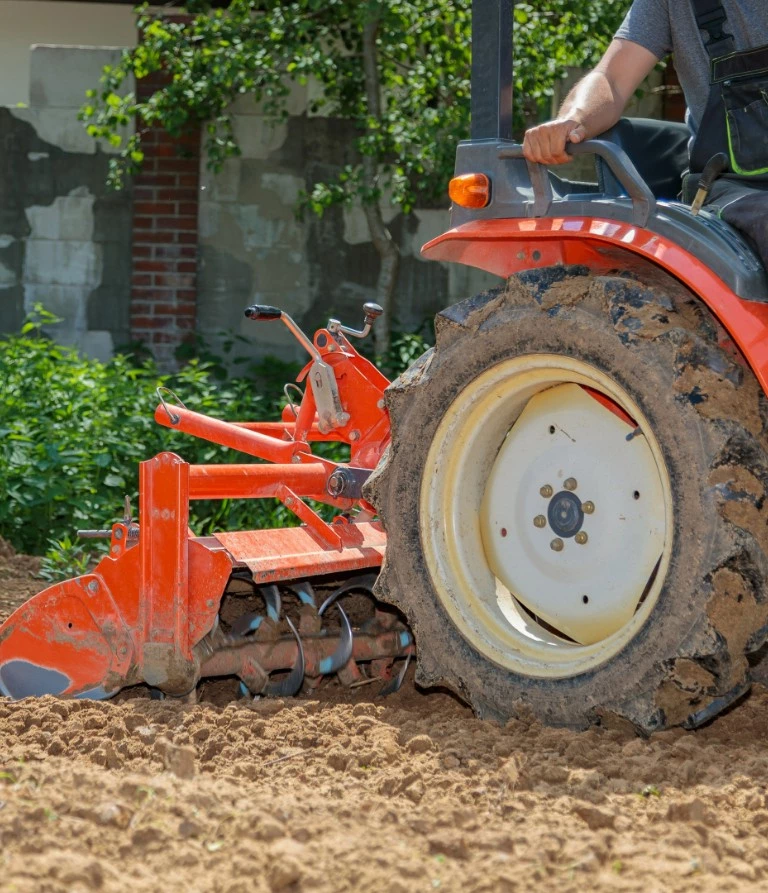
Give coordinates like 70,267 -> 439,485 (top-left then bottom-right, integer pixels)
365,266 -> 768,733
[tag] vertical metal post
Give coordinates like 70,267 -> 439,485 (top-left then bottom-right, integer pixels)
471,0 -> 514,141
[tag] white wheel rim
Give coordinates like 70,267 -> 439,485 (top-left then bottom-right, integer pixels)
420,355 -> 673,678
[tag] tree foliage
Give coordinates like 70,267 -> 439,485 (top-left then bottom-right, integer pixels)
513,2 -> 626,121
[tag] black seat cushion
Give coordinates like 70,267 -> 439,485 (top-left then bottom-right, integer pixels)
597,118 -> 691,200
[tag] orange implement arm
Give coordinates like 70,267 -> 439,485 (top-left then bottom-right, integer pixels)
154,403 -> 310,463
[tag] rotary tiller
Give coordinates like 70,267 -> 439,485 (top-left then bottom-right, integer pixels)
0,303 -> 412,701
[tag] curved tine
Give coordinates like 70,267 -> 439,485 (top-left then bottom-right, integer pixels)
230,612 -> 264,638
263,617 -> 305,698
262,585 -> 282,622
318,573 -> 378,617
378,651 -> 412,698
319,604 -> 354,675
289,580 -> 316,608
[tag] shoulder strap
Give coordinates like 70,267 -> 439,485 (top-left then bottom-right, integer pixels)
690,0 -> 737,58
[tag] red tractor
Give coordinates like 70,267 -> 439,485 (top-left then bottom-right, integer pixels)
3,0 -> 768,734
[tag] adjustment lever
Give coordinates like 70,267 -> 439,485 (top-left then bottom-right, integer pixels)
244,304 -> 282,321
243,302 -> 348,433
244,303 -> 320,360
328,302 -> 383,340
691,153 -> 729,216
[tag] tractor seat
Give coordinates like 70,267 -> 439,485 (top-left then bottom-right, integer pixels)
547,118 -> 691,201
596,118 -> 691,201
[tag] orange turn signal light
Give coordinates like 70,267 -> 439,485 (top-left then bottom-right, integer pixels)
449,173 -> 491,209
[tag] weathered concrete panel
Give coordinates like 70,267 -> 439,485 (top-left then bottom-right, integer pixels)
0,91 -> 131,357
30,46 -> 133,111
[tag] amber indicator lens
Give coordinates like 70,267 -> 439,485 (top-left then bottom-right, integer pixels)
448,173 -> 491,209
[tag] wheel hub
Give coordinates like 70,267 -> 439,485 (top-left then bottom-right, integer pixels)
480,383 -> 666,646
547,490 -> 585,538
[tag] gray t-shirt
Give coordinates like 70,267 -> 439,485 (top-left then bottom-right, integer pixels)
615,0 -> 768,135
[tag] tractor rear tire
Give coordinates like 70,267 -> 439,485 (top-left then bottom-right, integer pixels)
365,266 -> 768,733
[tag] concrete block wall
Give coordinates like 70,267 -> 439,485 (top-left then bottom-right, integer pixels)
196,94 -> 499,366
0,41 -> 498,370
0,46 -> 132,359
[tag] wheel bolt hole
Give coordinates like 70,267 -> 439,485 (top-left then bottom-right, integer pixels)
500,528 -> 507,538
582,595 -> 589,605
549,425 -> 556,435
67,622 -> 73,629
633,491 -> 640,500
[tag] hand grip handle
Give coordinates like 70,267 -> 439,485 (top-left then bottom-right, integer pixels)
499,139 -> 656,228
244,304 -> 282,321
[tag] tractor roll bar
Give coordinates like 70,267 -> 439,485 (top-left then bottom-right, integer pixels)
498,140 -> 657,228
472,0 -> 513,141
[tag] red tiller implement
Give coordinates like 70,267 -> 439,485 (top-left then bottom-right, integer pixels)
0,304 -> 412,700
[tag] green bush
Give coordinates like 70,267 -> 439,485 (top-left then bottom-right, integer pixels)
0,310 -> 432,574
0,312 -> 293,563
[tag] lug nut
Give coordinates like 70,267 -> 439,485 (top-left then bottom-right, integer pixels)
564,478 -> 578,491
550,538 -> 564,552
540,485 -> 554,498
533,515 -> 546,529
583,501 -> 595,514
575,532 -> 589,545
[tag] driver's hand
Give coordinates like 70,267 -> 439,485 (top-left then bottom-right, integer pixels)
523,118 -> 587,165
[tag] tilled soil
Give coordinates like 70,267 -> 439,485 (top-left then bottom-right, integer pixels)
2,543 -> 768,892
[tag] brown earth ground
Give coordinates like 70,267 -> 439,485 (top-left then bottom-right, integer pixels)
2,540 -> 768,893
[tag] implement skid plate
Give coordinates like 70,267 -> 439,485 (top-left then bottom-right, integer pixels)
209,521 -> 386,585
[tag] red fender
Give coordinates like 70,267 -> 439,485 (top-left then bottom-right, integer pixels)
422,217 -> 768,397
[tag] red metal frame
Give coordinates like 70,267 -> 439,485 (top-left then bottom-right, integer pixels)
422,217 -> 768,397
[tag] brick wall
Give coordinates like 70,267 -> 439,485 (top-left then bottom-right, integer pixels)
129,45 -> 201,368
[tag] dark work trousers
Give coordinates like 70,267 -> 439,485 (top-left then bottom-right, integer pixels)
705,179 -> 768,271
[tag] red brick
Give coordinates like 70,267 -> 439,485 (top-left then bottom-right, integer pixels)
154,158 -> 199,174
176,316 -> 196,330
133,187 -> 158,201
135,260 -> 176,273
130,302 -> 155,315
177,262 -> 197,273
177,232 -> 197,244
132,245 -> 152,258
156,216 -> 198,231
178,175 -> 200,188
132,231 -> 179,245
154,244 -> 197,259
141,332 -> 177,343
158,188 -> 199,202
131,274 -> 153,287
134,201 -> 177,216
151,142 -> 183,158
154,273 -> 195,289
177,202 -> 199,217
132,217 -> 154,231
177,289 -> 197,301
129,316 -> 160,329
141,302 -> 177,315
135,174 -> 176,187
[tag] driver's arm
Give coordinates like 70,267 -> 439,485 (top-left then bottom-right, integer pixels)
523,39 -> 660,165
